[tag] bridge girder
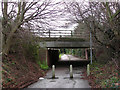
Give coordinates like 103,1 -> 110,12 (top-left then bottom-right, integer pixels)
39,41 -> 90,48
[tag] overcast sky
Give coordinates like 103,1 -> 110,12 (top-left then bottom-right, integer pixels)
0,0 -> 91,35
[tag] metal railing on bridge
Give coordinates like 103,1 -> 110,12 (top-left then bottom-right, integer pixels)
33,29 -> 89,39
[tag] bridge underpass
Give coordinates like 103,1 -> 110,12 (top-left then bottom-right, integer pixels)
39,39 -> 90,66
35,29 -> 90,66
27,30 -> 91,88
28,47 -> 91,88
47,48 -> 90,67
40,40 -> 90,66
28,48 -> 91,88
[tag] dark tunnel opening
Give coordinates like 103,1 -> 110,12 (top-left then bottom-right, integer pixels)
47,48 -> 90,67
47,49 -> 59,66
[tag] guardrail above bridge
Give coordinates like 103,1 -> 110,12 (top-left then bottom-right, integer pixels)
33,29 -> 89,40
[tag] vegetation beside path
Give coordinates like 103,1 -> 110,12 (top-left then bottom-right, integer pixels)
83,61 -> 120,88
2,29 -> 49,88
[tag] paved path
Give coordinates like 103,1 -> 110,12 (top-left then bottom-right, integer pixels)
60,54 -> 87,61
27,54 -> 90,88
27,66 -> 90,88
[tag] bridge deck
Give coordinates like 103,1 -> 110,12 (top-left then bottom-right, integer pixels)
39,41 -> 90,48
38,37 -> 90,48
38,37 -> 88,42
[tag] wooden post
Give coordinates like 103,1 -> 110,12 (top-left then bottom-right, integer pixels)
70,65 -> 73,78
52,65 -> 55,78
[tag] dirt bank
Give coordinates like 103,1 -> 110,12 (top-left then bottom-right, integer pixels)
2,53 -> 48,88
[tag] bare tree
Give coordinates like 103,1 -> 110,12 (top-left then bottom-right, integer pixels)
64,1 -> 120,68
1,0 -> 63,55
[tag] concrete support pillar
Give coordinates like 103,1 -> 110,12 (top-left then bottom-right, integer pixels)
85,49 -> 88,60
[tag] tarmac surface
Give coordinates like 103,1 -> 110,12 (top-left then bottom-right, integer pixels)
27,54 -> 90,88
60,54 -> 87,61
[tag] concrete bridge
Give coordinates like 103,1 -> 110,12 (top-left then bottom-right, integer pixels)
39,37 -> 90,48
36,30 -> 90,66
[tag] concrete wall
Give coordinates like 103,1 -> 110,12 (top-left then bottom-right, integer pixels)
38,48 -> 59,66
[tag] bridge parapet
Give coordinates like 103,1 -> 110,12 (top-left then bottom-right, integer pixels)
34,29 -> 89,40
35,29 -> 90,48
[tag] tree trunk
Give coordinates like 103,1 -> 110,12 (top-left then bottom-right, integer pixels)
2,23 -> 20,55
2,37 -> 12,55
